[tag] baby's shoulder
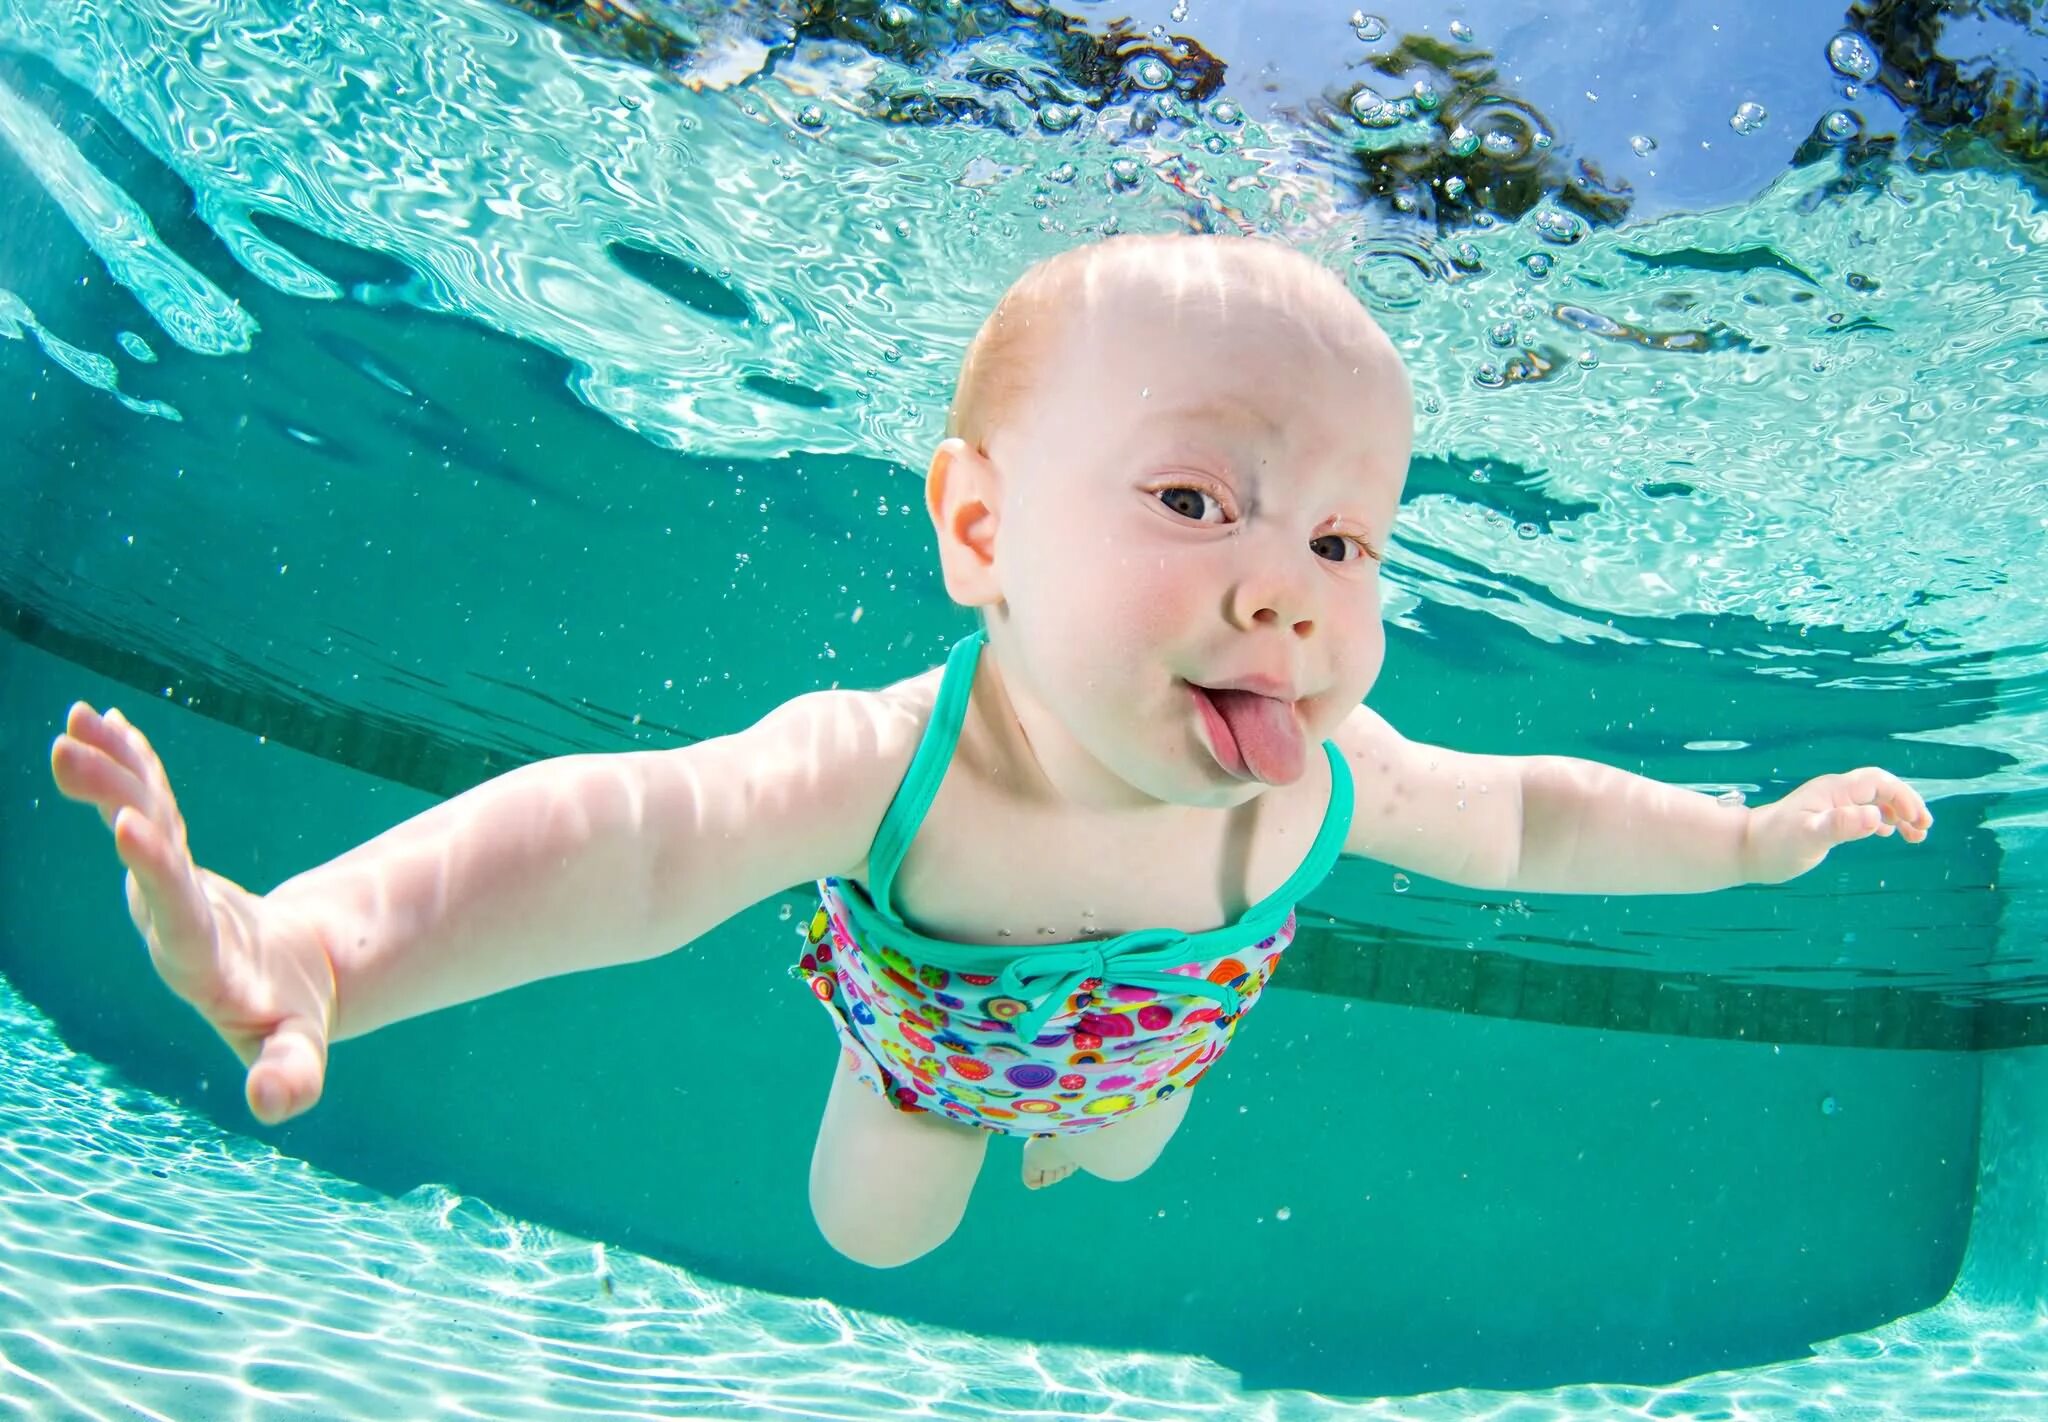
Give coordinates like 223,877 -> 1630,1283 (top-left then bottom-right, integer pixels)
737,666 -> 942,819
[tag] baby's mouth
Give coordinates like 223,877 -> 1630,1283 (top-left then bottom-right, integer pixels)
1187,682 -> 1308,785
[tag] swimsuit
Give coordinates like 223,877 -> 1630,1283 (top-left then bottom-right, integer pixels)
794,629 -> 1355,1137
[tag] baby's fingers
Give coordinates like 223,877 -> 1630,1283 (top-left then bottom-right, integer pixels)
95,706 -> 189,845
113,806 -> 216,975
1818,802 -> 1887,844
51,729 -> 153,829
1838,766 -> 1934,842
245,1014 -> 327,1125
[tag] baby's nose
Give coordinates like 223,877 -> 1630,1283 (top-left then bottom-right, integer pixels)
1251,605 -> 1314,638
1231,578 -> 1317,638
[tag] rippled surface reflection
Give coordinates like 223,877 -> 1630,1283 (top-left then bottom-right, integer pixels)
0,0 -> 2043,1001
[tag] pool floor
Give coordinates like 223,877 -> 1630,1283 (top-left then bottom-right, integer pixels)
2,976 -> 2043,1420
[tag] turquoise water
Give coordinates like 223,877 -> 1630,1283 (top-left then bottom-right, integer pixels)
3,0 -> 2047,1413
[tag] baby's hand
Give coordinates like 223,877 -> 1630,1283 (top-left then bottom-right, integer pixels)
50,703 -> 336,1124
1740,766 -> 1933,885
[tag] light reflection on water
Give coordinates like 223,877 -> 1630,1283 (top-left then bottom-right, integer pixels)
3,975 -> 2044,1419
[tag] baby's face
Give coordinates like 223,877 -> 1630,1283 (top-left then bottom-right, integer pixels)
979,286 -> 1411,807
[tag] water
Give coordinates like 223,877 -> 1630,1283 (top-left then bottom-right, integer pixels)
3,0 -> 2047,1413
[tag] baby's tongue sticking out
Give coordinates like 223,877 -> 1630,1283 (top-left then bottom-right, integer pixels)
1204,688 -> 1307,785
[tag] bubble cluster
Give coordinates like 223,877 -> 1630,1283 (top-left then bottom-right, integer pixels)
1827,31 -> 1881,83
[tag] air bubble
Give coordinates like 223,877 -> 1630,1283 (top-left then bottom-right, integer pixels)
1481,128 -> 1519,158
1443,176 -> 1466,199
1826,32 -> 1880,83
1822,109 -> 1861,142
1351,91 -> 1399,127
1515,521 -> 1540,539
1039,102 -> 1079,132
1820,1095 -> 1841,1116
1350,11 -> 1387,42
1109,157 -> 1144,190
1488,321 -> 1516,348
1533,207 -> 1585,244
780,904 -> 793,921
1127,56 -> 1174,91
1277,1205 -> 1294,1221
1472,363 -> 1504,389
1630,134 -> 1657,157
1392,872 -> 1411,893
1048,161 -> 1078,184
1449,20 -> 1473,41
1411,80 -> 1441,112
795,104 -> 827,130
1729,101 -> 1768,135
1446,124 -> 1479,156
1523,253 -> 1552,279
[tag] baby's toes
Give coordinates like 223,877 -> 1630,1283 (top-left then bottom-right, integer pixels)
1022,1137 -> 1078,1190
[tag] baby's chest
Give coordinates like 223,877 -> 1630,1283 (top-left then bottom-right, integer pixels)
879,786 -> 1325,944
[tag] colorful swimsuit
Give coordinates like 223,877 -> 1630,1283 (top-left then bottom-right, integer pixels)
794,629 -> 1355,1138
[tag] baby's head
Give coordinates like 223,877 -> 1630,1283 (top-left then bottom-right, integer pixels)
925,234 -> 1412,808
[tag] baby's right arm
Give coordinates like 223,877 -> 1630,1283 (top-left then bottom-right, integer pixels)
49,687 -> 917,1124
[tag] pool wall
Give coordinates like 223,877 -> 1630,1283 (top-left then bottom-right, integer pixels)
1954,807 -> 2048,1313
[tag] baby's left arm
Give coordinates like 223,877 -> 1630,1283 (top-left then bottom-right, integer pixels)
1335,704 -> 1932,894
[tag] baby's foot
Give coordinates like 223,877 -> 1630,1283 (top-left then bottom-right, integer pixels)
1022,1136 -> 1079,1190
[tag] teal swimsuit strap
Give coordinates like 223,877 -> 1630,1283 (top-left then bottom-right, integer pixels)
865,627 -> 986,920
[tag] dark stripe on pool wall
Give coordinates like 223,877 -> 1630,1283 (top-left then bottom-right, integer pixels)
7,598 -> 2035,1053
2,583 -> 700,799
1288,918 -> 2043,1053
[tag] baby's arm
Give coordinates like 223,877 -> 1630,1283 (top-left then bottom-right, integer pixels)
278,689 -> 907,1038
1336,704 -> 1932,893
51,687 -> 916,1120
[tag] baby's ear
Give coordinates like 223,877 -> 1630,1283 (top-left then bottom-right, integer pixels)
925,438 -> 1002,607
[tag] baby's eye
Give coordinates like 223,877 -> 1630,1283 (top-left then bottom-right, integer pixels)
1311,533 -> 1378,564
1156,486 -> 1227,523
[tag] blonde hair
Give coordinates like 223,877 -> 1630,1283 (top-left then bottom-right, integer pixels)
944,234 -> 1377,448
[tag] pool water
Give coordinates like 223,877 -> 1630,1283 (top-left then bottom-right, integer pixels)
3,0 -> 2046,1414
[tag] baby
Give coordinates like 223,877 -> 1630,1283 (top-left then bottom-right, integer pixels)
50,234 -> 1933,1269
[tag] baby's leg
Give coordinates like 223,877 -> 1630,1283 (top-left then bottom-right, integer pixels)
1024,1087 -> 1194,1188
809,1058 -> 989,1268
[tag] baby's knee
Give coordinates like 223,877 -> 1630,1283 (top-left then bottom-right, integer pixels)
810,1189 -> 959,1269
